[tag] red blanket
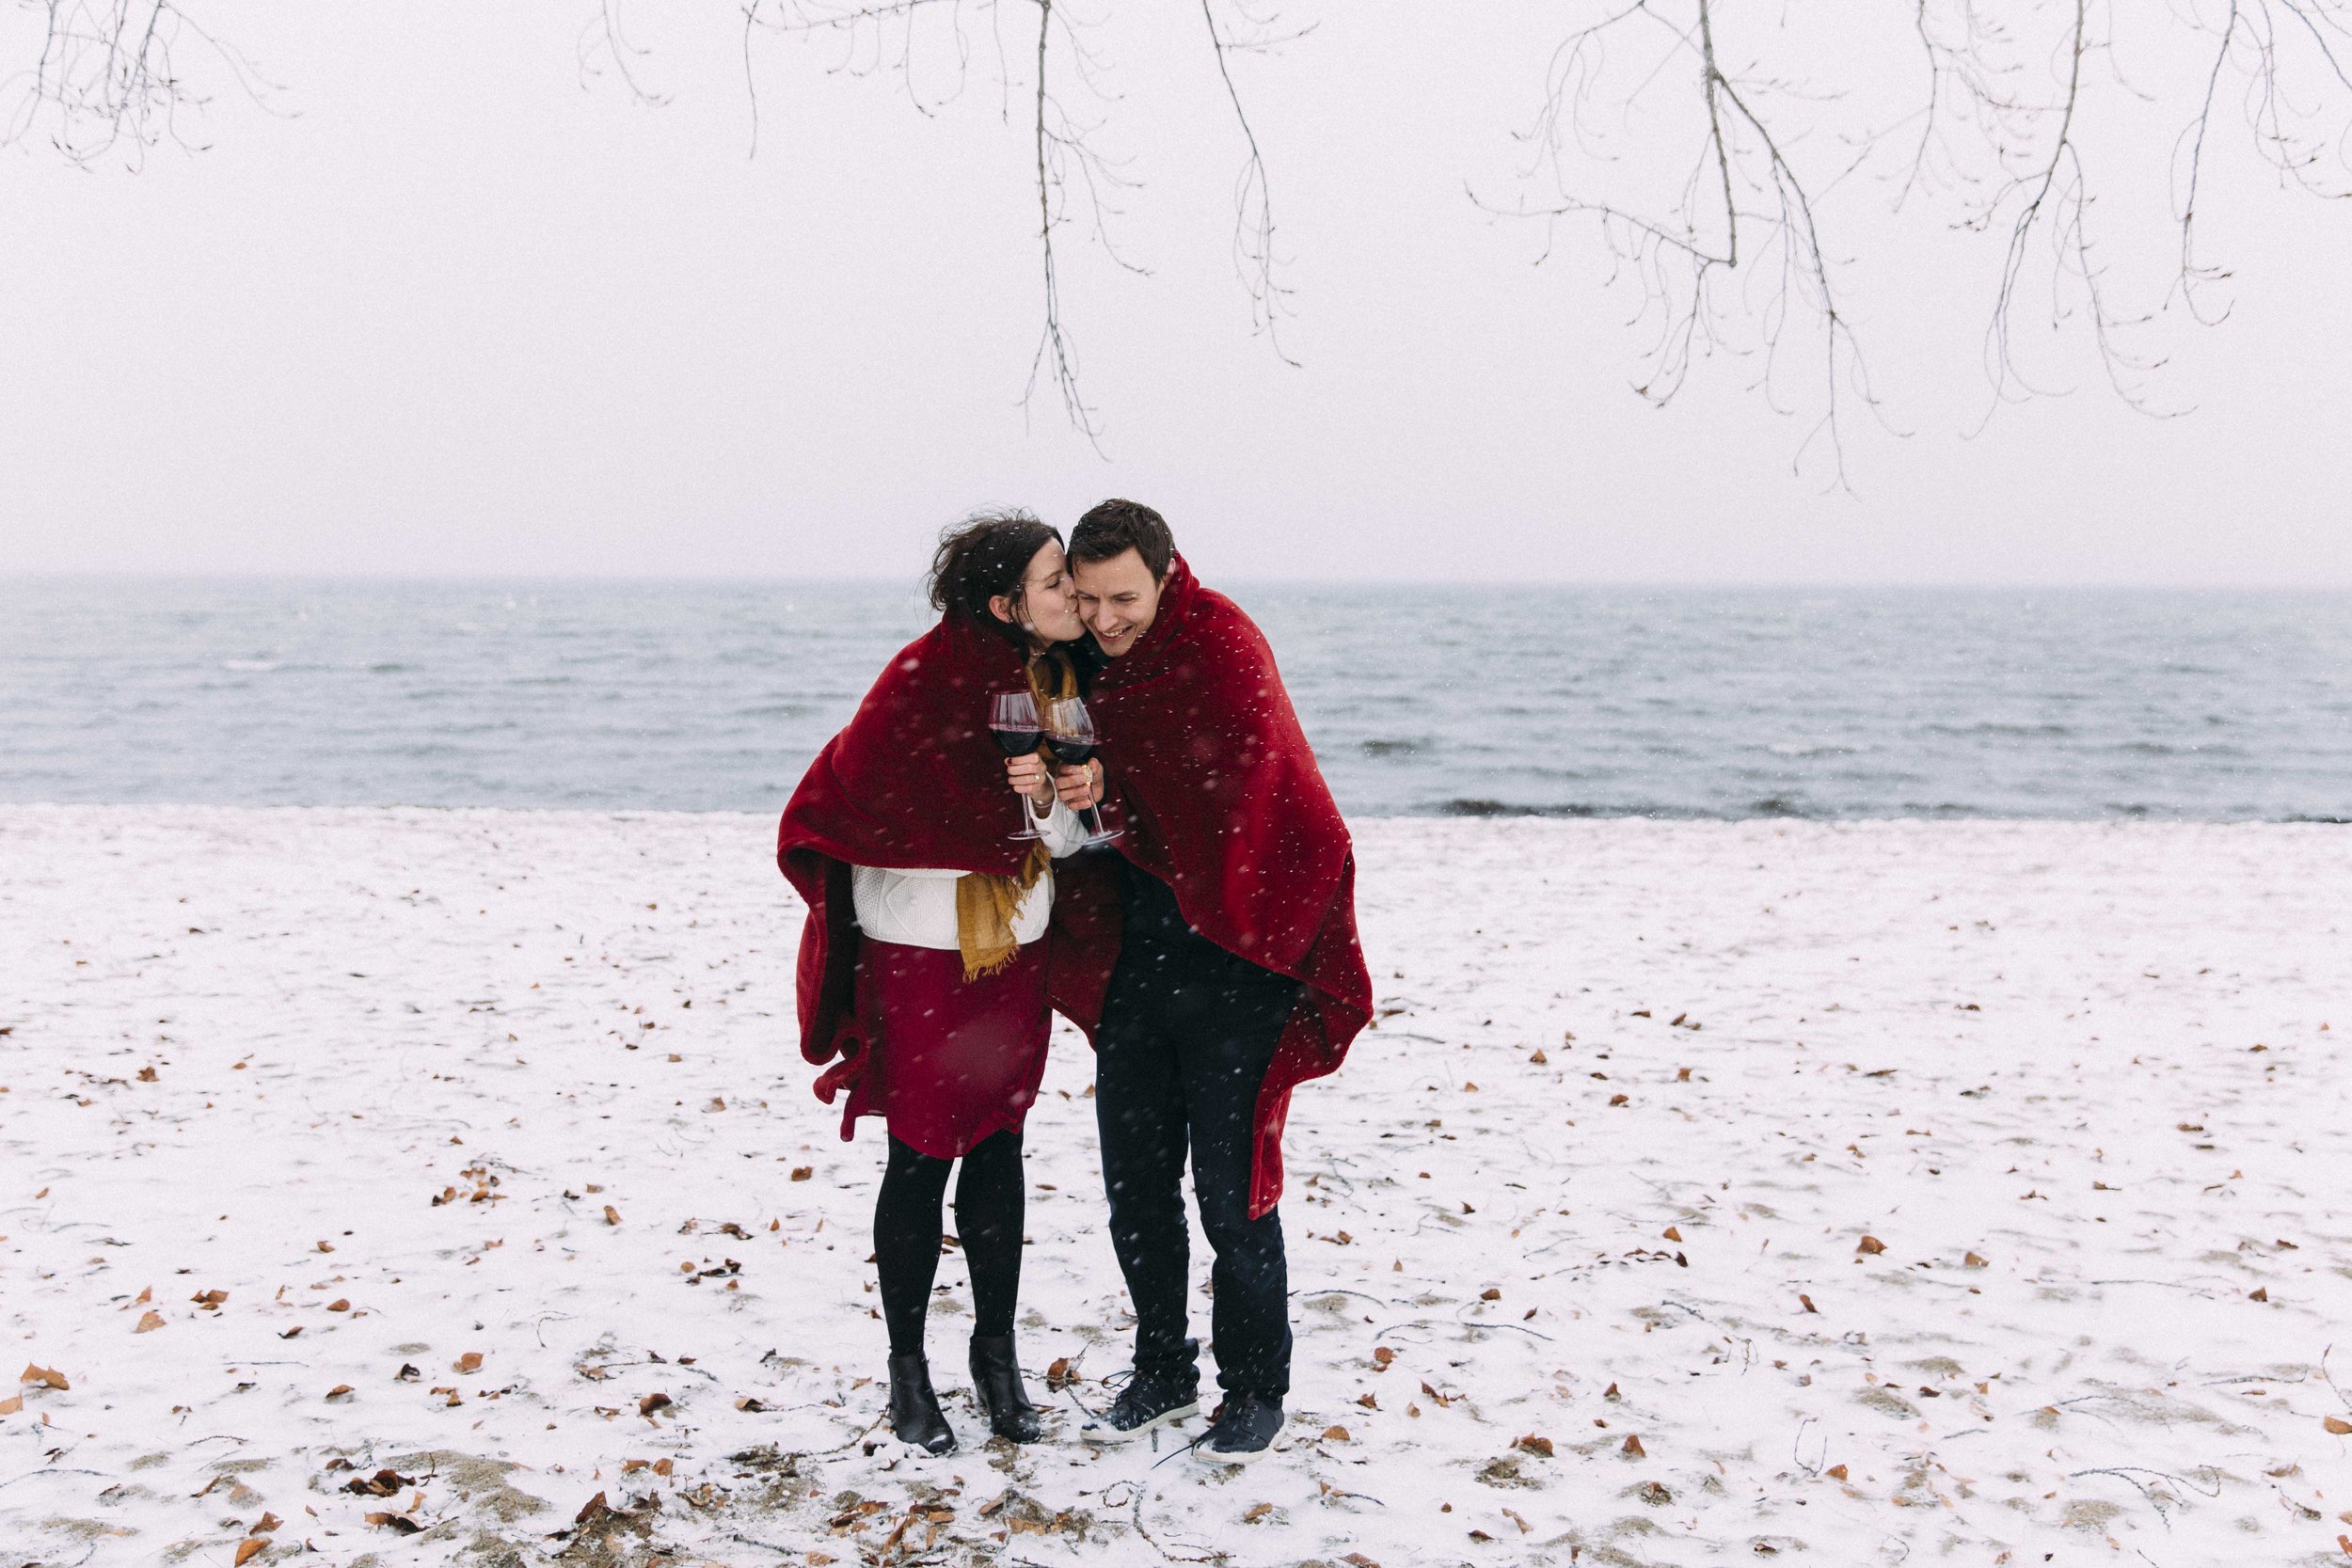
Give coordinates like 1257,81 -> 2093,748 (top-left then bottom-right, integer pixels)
776,615 -> 1041,1107
1056,556 -> 1374,1217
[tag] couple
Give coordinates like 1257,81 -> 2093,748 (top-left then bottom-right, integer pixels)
775,499 -> 1372,1465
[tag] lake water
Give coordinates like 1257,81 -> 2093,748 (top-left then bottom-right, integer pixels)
5,578 -> 2348,819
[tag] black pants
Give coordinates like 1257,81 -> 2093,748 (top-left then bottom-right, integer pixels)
872,1130 -> 1025,1356
1096,863 -> 1300,1401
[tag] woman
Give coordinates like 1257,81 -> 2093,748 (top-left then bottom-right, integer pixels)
776,511 -> 1089,1456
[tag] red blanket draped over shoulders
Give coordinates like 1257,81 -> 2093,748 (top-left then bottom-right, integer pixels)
775,614 -> 1039,1109
1055,556 -> 1374,1217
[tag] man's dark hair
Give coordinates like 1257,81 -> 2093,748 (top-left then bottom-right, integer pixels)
1069,499 -> 1174,580
928,509 -> 1059,648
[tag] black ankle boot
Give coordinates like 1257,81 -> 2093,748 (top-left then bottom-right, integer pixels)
967,1334 -> 1044,1443
886,1352 -> 956,1455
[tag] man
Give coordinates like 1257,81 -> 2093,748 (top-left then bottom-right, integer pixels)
1048,499 -> 1372,1464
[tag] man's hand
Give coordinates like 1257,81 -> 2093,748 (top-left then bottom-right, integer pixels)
1006,752 -> 1055,805
1052,761 -> 1103,812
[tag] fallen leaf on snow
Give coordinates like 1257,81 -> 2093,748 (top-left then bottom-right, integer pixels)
134,1311 -> 166,1334
640,1391 -> 674,1417
232,1540 -> 264,1566
20,1365 -> 68,1390
1622,1433 -> 1646,1457
453,1352 -> 484,1373
1856,1236 -> 1886,1255
2325,1417 -> 2352,1435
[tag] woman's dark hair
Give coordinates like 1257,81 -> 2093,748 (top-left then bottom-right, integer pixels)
1068,498 -> 1174,580
928,509 -> 1061,646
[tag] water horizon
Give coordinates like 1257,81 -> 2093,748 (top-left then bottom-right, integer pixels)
6,578 -> 2348,821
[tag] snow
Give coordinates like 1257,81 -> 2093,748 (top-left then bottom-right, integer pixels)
3,805 -> 2348,1567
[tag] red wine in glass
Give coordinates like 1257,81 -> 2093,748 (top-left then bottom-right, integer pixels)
991,690 -> 1046,840
1043,697 -> 1120,846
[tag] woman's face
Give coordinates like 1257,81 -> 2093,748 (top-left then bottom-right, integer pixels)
1008,539 -> 1084,643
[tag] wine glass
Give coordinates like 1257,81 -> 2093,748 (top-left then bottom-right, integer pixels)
990,690 -> 1046,840
1042,696 -> 1121,847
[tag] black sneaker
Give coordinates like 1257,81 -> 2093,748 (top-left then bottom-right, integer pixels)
1079,1361 -> 1200,1444
1191,1393 -> 1282,1465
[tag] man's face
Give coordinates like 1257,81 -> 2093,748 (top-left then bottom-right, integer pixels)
1072,548 -> 1165,658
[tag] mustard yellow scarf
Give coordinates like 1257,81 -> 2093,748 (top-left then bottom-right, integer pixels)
956,653 -> 1075,980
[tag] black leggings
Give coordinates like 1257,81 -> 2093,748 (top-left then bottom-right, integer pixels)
873,1130 -> 1025,1356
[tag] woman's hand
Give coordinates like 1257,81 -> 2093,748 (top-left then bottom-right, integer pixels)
1005,752 -> 1056,806
1052,760 -> 1103,811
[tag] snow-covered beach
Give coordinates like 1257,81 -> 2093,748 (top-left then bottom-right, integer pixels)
3,806 -> 2347,1567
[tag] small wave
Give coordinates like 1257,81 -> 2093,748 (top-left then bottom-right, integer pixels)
221,658 -> 278,673
1359,738 -> 1422,757
1925,721 -> 2073,738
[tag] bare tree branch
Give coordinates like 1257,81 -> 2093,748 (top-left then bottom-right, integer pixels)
580,0 -> 673,107
1020,0 -> 1100,445
2,0 -> 278,167
1199,0 -> 1303,362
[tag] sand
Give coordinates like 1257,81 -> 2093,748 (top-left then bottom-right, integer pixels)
2,806 -> 2348,1567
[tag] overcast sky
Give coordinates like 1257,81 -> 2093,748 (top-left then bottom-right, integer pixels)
2,1 -> 2347,586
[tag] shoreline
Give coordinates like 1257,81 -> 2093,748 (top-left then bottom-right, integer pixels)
3,807 -> 2346,1565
